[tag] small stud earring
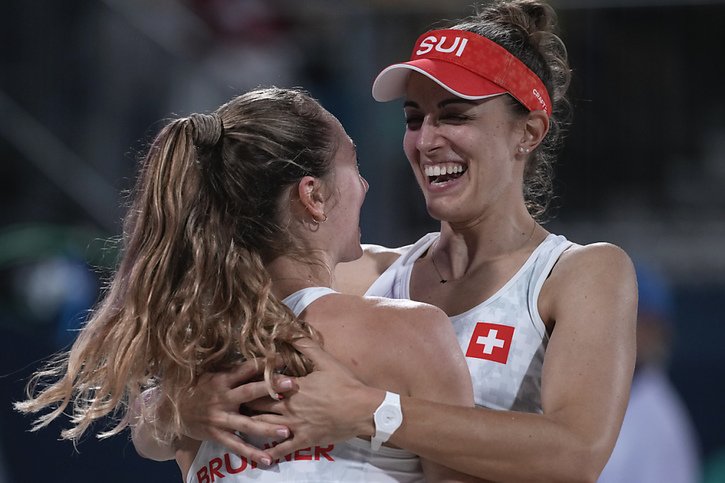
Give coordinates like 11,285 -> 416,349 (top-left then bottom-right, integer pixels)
517,146 -> 525,153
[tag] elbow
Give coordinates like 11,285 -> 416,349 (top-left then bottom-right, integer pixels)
133,443 -> 176,462
564,467 -> 600,483
131,426 -> 176,462
554,439 -> 611,483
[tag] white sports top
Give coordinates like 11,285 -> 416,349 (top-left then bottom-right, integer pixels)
366,233 -> 573,412
186,287 -> 424,483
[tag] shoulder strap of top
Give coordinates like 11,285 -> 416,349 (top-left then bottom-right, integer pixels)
282,287 -> 337,317
527,234 -> 575,339
364,233 -> 439,297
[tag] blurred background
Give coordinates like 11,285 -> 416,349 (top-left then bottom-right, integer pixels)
1,0 -> 724,482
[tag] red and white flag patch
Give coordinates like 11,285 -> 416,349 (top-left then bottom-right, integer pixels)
465,322 -> 515,364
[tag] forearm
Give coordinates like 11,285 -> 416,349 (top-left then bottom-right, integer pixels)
324,384 -> 601,482
391,397 -> 607,483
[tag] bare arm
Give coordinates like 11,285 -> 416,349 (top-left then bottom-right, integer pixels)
263,243 -> 636,482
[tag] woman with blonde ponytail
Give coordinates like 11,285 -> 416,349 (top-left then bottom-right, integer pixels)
157,2 -> 638,482
16,87 -> 477,482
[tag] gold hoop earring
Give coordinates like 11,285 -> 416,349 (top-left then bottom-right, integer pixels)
312,213 -> 327,225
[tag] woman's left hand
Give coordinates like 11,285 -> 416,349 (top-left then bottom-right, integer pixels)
249,338 -> 384,460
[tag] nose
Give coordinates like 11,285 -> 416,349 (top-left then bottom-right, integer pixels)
415,118 -> 443,154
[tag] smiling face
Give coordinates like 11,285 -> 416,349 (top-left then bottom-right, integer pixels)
402,73 -> 529,226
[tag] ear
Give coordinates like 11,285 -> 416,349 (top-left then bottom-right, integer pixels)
296,176 -> 327,222
520,110 -> 550,152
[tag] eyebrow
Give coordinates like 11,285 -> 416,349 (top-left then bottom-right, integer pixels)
403,98 -> 479,109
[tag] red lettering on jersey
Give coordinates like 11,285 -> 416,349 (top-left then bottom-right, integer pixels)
197,467 -> 210,483
465,322 -> 515,364
224,453 -> 247,474
196,444 -> 336,481
209,457 -> 224,480
315,445 -> 335,461
294,447 -> 313,461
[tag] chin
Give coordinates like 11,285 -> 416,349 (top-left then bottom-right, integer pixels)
424,202 -> 447,223
342,245 -> 364,263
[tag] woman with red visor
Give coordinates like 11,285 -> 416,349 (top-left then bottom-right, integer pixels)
134,1 -> 637,481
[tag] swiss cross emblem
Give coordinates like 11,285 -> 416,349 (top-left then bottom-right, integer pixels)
465,322 -> 515,364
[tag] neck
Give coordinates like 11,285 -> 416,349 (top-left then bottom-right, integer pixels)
267,255 -> 334,300
434,209 -> 543,279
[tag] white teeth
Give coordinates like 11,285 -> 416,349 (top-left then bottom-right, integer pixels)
424,163 -> 465,177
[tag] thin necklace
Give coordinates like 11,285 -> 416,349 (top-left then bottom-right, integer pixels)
430,221 -> 538,285
430,241 -> 448,284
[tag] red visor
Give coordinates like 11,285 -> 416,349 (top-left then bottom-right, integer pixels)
372,29 -> 551,116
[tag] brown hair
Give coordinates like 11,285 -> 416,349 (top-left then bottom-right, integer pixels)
451,0 -> 572,220
15,87 -> 336,443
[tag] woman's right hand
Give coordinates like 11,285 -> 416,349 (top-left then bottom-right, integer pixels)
179,359 -> 297,464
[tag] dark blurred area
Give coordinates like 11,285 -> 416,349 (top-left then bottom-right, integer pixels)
1,0 -> 724,482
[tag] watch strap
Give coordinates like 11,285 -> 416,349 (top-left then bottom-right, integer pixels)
371,391 -> 402,451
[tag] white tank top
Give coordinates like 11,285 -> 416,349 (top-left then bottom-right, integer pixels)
186,287 -> 424,483
366,233 -> 573,412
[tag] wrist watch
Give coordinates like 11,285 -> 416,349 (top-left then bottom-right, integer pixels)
371,391 -> 403,451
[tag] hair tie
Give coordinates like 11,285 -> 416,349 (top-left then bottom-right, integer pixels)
189,112 -> 223,147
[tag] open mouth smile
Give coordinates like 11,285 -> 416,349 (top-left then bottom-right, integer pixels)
424,162 -> 467,185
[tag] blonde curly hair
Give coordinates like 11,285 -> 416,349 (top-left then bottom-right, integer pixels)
15,87 -> 336,445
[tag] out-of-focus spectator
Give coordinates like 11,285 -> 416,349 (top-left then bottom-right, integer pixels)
598,263 -> 701,483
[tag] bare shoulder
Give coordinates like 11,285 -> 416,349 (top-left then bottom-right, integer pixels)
313,293 -> 471,403
333,243 -> 409,296
366,295 -> 451,331
318,293 -> 453,351
360,297 -> 472,404
555,241 -> 635,281
360,243 -> 411,272
327,293 -> 449,329
541,241 -> 637,324
363,296 -> 462,362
